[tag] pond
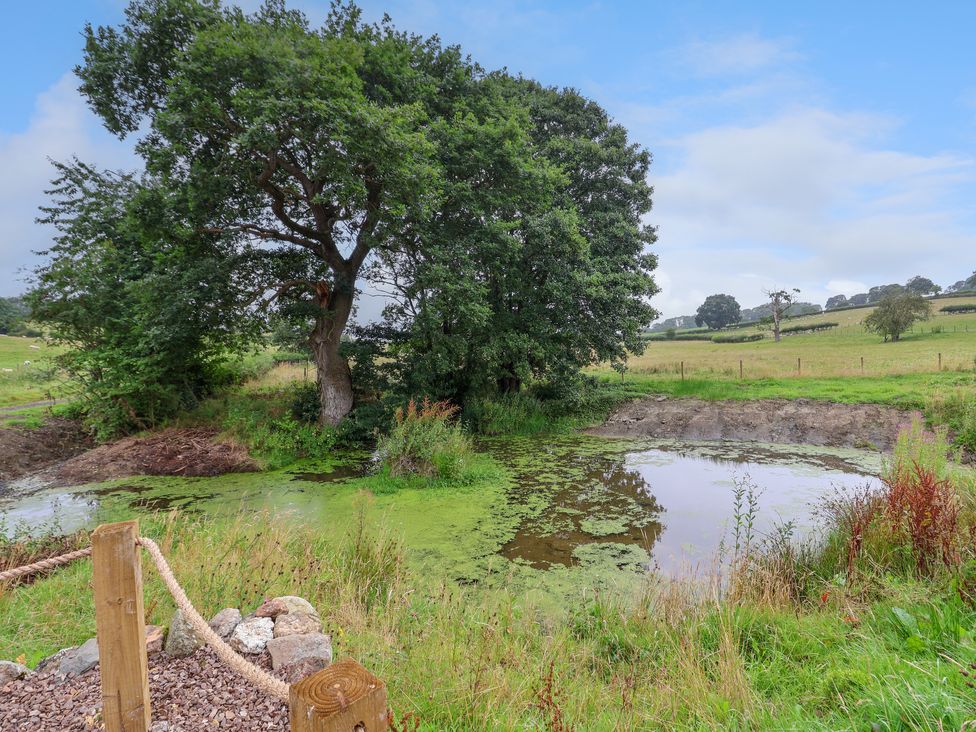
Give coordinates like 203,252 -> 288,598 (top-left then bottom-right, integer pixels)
0,436 -> 881,602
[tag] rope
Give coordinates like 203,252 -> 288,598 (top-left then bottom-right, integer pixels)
0,547 -> 92,582
136,536 -> 290,703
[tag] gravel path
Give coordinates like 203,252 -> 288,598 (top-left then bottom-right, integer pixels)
0,648 -> 288,731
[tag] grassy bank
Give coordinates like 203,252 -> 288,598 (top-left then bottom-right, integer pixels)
3,426 -> 976,730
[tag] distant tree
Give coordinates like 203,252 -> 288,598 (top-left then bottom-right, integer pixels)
0,297 -> 30,334
945,271 -> 976,294
825,294 -> 848,310
867,283 -> 905,303
694,294 -> 741,330
863,292 -> 931,342
763,288 -> 800,342
848,293 -> 870,306
905,276 -> 941,296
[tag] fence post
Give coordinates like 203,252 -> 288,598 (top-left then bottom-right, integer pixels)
289,658 -> 387,732
739,359 -> 743,380
860,356 -> 864,375
680,361 -> 684,381
92,520 -> 151,732
938,352 -> 942,371
797,357 -> 801,376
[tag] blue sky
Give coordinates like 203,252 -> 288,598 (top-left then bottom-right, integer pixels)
2,1 -> 974,319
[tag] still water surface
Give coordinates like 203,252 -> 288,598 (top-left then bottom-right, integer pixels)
0,436 -> 881,594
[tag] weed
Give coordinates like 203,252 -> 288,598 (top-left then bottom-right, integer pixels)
376,398 -> 473,479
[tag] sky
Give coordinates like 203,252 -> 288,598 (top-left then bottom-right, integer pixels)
2,1 -> 975,321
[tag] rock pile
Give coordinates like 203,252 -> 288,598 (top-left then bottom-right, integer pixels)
0,594 -> 332,730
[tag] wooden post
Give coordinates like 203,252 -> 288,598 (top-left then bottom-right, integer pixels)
92,520 -> 151,732
290,659 -> 387,732
860,356 -> 864,375
680,361 -> 684,381
739,359 -> 743,380
797,357 -> 801,376
938,352 -> 942,371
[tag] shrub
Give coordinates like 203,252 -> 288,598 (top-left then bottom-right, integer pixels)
940,304 -> 976,314
779,321 -> 839,334
883,463 -> 960,574
926,392 -> 976,454
376,398 -> 473,479
711,333 -> 764,344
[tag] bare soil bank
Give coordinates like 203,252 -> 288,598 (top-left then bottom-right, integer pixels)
55,427 -> 258,484
589,397 -> 919,450
0,419 -> 93,482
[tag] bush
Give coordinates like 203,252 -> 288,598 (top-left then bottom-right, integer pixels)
376,398 -> 473,479
779,322 -> 839,335
926,392 -> 976,454
940,304 -> 976,314
711,333 -> 764,344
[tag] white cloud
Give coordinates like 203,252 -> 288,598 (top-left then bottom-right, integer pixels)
825,280 -> 868,296
0,74 -> 135,295
649,108 -> 976,317
673,33 -> 800,77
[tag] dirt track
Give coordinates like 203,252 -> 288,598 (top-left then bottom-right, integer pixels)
589,397 -> 919,450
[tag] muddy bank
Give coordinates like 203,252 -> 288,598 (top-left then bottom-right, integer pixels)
589,397 -> 918,450
0,419 -> 93,482
55,427 -> 258,484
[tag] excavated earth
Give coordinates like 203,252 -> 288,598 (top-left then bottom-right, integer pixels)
0,419 -> 94,482
589,396 -> 920,450
55,427 -> 258,484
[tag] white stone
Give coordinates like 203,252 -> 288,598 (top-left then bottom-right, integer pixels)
229,616 -> 274,654
0,660 -> 31,685
266,632 -> 332,670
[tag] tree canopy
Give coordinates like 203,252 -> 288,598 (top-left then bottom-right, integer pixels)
863,292 -> 931,342
33,0 -> 657,432
694,294 -> 741,330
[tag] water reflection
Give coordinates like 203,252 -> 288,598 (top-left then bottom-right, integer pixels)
490,437 -> 881,574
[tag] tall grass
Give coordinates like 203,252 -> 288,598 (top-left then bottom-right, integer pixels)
377,398 -> 473,479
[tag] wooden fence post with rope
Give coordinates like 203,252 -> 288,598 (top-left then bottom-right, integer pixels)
91,520 -> 151,732
2,519 -> 391,731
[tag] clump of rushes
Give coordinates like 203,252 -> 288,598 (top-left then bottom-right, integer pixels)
376,398 -> 473,479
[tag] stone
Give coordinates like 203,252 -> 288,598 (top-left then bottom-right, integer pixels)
266,632 -> 332,671
57,638 -> 100,677
209,608 -> 242,639
278,656 -> 329,684
273,612 -> 321,638
145,625 -> 164,655
254,598 -> 288,618
272,595 -> 320,620
229,616 -> 274,654
165,610 -> 203,658
0,660 -> 31,685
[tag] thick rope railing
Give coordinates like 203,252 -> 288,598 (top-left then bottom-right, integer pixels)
0,538 -> 289,703
0,547 -> 92,582
136,536 -> 290,702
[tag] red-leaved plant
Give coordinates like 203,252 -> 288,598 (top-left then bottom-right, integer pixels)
883,461 -> 960,574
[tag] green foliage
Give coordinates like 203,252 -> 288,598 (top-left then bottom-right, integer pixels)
864,292 -> 932,342
926,392 -> 976,454
711,333 -> 764,344
779,321 -> 839,334
0,298 -> 39,336
28,160 -> 258,439
695,293 -> 741,330
940,304 -> 976,314
643,332 -> 713,342
376,399 -> 473,480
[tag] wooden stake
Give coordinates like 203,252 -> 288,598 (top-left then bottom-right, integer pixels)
290,659 -> 387,732
860,356 -> 864,375
92,520 -> 151,732
938,352 -> 942,371
680,361 -> 684,381
797,356 -> 801,376
739,359 -> 743,380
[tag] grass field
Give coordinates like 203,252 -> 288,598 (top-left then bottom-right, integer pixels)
617,296 -> 976,380
0,335 -> 64,408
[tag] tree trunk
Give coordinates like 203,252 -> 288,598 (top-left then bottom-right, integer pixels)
310,281 -> 354,426
772,308 -> 782,342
